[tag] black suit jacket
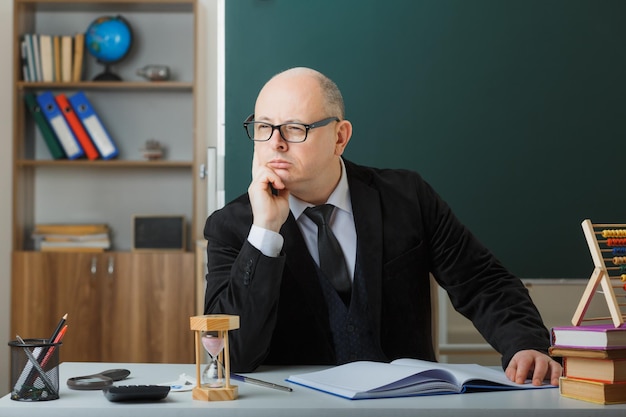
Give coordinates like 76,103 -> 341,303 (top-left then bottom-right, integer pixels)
204,160 -> 550,372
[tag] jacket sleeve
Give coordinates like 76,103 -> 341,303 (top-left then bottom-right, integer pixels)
415,176 -> 551,368
203,202 -> 286,372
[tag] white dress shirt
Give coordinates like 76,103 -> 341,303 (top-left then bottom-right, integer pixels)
247,158 -> 357,280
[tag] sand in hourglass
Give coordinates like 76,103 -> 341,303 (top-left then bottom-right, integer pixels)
202,335 -> 225,387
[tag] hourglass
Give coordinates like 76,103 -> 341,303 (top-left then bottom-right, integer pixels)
201,331 -> 225,387
190,315 -> 239,401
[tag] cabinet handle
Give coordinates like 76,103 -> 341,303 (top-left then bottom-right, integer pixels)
107,257 -> 114,275
91,257 -> 97,275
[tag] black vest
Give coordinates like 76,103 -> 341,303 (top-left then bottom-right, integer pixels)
316,265 -> 386,364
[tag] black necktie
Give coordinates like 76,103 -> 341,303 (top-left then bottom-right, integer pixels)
304,204 -> 352,304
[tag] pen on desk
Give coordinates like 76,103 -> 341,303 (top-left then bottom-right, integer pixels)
230,373 -> 293,392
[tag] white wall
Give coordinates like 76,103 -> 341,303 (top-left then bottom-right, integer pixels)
0,0 -> 14,396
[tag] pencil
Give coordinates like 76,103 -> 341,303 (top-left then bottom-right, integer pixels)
230,373 -> 293,392
49,313 -> 68,343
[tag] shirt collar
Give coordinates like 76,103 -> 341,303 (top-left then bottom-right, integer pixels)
291,158 -> 352,220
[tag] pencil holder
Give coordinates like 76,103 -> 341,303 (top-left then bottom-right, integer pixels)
8,338 -> 61,401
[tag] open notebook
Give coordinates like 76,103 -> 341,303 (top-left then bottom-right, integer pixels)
287,358 -> 555,400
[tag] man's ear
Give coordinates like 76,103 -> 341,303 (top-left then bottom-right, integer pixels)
335,120 -> 352,155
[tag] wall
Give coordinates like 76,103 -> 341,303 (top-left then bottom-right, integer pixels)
0,0 -> 13,396
224,0 -> 626,279
0,0 -> 221,396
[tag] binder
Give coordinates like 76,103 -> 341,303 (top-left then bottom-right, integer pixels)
55,93 -> 99,160
69,91 -> 118,159
20,38 -> 30,82
31,33 -> 42,82
23,34 -> 36,82
24,92 -> 65,159
36,91 -> 84,159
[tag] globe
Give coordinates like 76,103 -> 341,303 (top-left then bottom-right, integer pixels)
85,15 -> 133,81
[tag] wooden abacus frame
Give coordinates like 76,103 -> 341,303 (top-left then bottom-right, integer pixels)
572,219 -> 626,327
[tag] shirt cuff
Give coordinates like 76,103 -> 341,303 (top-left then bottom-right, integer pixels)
248,225 -> 284,257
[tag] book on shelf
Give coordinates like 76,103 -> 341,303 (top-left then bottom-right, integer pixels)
551,324 -> 626,349
39,34 -> 54,82
53,35 -> 61,82
55,93 -> 100,160
559,376 -> 626,405
562,356 -> 626,383
23,34 -> 37,82
34,223 -> 109,236
61,35 -> 73,83
39,239 -> 110,251
549,346 -> 626,359
31,33 -> 42,82
72,32 -> 85,82
20,38 -> 30,82
24,92 -> 65,159
286,359 -> 554,400
69,91 -> 119,160
36,91 -> 84,159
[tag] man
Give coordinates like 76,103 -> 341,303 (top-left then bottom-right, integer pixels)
204,67 -> 562,386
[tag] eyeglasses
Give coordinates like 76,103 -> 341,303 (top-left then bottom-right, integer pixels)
243,114 -> 340,143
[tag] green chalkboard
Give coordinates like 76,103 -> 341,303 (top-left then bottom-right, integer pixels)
225,0 -> 626,279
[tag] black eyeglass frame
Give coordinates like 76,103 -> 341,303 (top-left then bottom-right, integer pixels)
243,114 -> 340,143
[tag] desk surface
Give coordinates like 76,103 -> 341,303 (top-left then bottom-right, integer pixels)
1,362 -> 625,417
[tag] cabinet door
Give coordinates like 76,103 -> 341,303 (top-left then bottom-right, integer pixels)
101,252 -> 195,363
11,251 -> 103,362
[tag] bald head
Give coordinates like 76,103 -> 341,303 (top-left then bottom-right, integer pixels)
261,67 -> 346,120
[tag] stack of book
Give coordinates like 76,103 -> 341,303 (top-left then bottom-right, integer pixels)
32,224 -> 111,252
20,32 -> 84,83
550,323 -> 626,404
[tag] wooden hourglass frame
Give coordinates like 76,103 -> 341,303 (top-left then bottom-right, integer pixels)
189,314 -> 240,401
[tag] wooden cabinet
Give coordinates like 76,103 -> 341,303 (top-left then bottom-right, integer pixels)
11,251 -> 195,363
10,0 -> 209,364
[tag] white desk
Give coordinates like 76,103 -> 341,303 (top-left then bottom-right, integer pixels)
1,362 -> 625,416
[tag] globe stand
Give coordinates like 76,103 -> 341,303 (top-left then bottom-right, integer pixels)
189,315 -> 239,401
93,63 -> 122,81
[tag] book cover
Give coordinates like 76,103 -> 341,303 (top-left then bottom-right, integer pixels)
563,356 -> 626,383
23,34 -> 37,82
549,346 -> 626,359
24,92 -> 65,159
53,35 -> 61,82
551,324 -> 626,349
31,33 -> 42,82
34,223 -> 109,235
39,34 -> 54,82
287,359 -> 554,400
36,91 -> 84,159
68,91 -> 119,159
61,35 -> 73,83
55,93 -> 100,160
559,376 -> 626,404
72,32 -> 85,82
20,38 -> 30,82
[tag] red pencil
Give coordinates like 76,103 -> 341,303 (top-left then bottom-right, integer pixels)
41,324 -> 68,371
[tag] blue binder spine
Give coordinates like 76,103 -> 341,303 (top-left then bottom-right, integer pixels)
36,91 -> 84,160
68,91 -> 119,160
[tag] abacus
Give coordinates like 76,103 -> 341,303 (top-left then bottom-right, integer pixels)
572,220 -> 626,327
